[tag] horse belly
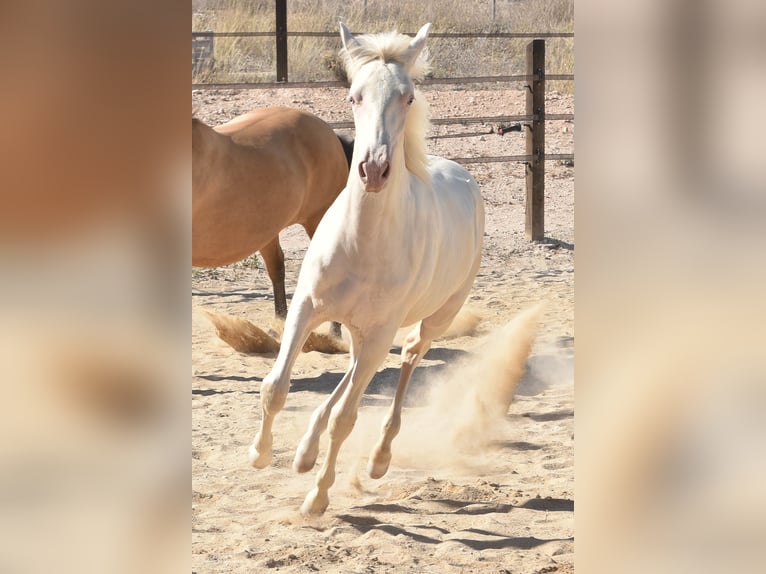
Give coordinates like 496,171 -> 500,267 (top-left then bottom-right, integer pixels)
401,251 -> 477,326
192,165 -> 304,266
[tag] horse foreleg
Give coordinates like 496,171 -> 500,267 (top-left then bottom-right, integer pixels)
260,238 -> 287,319
249,296 -> 320,469
300,330 -> 393,516
368,323 -> 432,479
294,337 -> 356,473
293,369 -> 350,473
301,220 -> 342,339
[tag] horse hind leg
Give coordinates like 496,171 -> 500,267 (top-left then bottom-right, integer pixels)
249,296 -> 321,469
367,268 -> 480,479
260,237 -> 288,319
367,323 -> 432,479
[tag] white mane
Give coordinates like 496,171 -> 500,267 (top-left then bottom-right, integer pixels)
403,91 -> 431,184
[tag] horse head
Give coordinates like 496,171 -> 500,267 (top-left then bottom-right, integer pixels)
339,22 -> 431,193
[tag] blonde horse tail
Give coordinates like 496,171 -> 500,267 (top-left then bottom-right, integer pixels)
200,310 -> 281,354
200,310 -> 349,355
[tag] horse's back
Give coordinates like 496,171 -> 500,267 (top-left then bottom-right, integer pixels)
217,107 -> 349,233
216,107 -> 325,143
192,107 -> 349,266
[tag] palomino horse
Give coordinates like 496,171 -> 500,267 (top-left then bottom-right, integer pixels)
249,23 -> 485,515
192,107 -> 352,322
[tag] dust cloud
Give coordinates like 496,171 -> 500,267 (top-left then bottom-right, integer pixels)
349,305 -> 545,476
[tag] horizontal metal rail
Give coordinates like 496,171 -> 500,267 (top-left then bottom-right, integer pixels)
326,114 -> 574,131
192,31 -> 574,39
450,153 -> 574,164
430,113 -> 574,124
422,74 -> 574,84
193,81 -> 346,90
428,131 -> 494,140
191,74 -> 574,91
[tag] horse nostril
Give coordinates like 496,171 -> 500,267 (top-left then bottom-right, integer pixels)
359,161 -> 368,179
381,161 -> 390,179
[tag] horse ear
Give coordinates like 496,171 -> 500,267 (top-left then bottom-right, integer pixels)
339,22 -> 360,54
403,23 -> 431,68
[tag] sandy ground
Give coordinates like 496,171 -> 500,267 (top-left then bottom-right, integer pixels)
192,86 -> 574,573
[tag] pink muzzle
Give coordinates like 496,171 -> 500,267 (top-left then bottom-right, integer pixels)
358,159 -> 391,193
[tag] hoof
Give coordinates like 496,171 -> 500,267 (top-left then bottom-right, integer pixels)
249,433 -> 272,469
367,446 -> 392,479
293,435 -> 318,473
300,487 -> 329,516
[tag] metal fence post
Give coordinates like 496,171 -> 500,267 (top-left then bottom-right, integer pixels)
275,0 -> 288,82
192,34 -> 214,76
525,39 -> 545,241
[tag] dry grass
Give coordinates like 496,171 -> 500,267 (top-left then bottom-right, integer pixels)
192,0 -> 573,92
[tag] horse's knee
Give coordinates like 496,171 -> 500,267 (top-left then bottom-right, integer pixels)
402,323 -> 434,355
402,341 -> 430,368
328,408 -> 357,442
260,375 -> 288,415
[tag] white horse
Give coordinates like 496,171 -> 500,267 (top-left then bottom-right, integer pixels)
249,23 -> 485,516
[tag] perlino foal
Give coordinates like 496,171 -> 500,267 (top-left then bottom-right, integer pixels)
249,23 -> 485,516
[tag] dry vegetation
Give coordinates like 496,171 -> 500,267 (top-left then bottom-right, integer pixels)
192,0 -> 573,92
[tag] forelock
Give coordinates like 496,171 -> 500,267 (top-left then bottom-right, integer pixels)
340,31 -> 430,82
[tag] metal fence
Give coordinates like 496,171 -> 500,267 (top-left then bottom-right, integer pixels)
191,27 -> 573,241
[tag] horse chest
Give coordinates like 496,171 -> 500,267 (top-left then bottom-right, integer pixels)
318,253 -> 450,334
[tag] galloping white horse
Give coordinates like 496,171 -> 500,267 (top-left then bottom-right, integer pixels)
249,23 -> 485,515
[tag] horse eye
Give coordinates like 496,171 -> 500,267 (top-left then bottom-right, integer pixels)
407,96 -> 415,105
